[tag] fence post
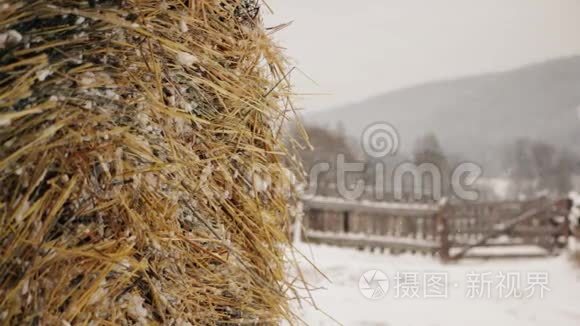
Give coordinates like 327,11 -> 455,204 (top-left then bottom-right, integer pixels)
437,198 -> 450,261
559,198 -> 573,249
342,210 -> 350,233
293,202 -> 304,244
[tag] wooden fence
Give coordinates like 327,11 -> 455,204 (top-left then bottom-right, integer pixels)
300,195 -> 573,260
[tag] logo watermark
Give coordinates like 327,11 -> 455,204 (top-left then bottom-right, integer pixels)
361,122 -> 399,158
358,269 -> 551,300
359,269 -> 390,300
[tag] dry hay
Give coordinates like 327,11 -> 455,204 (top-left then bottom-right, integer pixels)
0,0 -> 303,324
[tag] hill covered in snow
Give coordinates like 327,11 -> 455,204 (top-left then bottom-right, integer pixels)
304,56 -> 580,172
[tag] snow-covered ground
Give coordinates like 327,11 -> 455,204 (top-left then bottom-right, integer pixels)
290,243 -> 580,326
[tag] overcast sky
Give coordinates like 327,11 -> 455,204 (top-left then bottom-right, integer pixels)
263,0 -> 580,112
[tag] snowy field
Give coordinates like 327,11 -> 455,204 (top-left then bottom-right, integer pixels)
290,243 -> 580,326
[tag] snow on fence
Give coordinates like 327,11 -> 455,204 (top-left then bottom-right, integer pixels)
300,195 -> 574,260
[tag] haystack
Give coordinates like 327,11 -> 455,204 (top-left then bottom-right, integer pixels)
0,0 -> 300,324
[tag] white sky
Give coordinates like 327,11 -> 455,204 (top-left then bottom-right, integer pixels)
263,0 -> 580,111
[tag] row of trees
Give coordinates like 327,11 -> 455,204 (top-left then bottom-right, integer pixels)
293,123 -> 578,201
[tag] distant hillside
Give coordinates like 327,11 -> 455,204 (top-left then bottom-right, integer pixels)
304,56 -> 580,173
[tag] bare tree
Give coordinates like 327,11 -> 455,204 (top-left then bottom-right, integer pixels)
292,123 -> 360,196
412,133 -> 451,199
502,138 -> 578,198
